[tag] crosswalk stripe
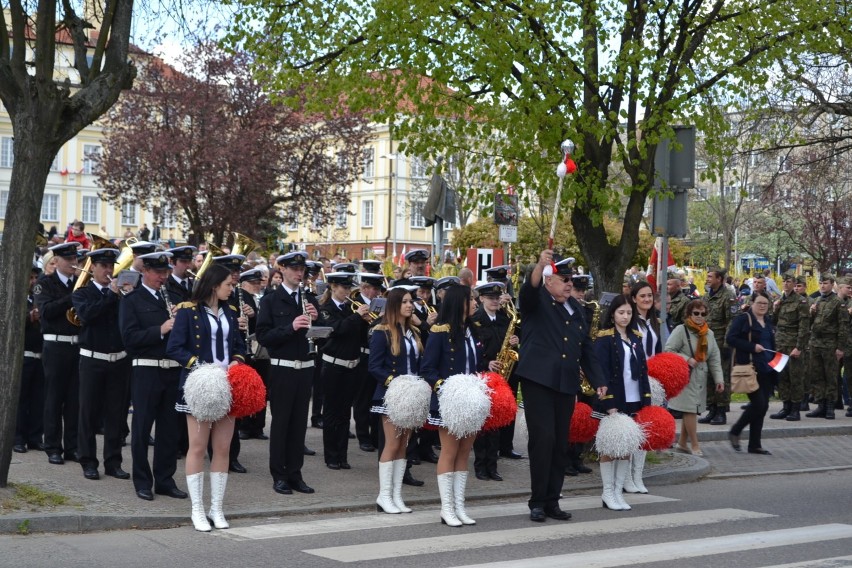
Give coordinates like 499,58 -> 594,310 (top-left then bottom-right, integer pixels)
215,494 -> 676,541
303,508 -> 773,563
760,555 -> 852,568
448,524 -> 852,568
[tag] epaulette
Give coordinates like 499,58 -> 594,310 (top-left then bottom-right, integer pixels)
229,304 -> 239,312
596,328 -> 615,338
175,301 -> 197,310
634,329 -> 644,338
430,323 -> 450,333
373,324 -> 389,332
473,321 -> 482,327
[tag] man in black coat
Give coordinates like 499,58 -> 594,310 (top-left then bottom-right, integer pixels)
119,251 -> 187,501
256,251 -> 320,495
165,245 -> 196,303
237,268 -> 271,441
515,250 -> 607,523
34,242 -> 82,465
72,248 -> 131,481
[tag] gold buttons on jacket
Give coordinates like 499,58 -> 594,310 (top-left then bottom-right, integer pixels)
562,354 -> 567,359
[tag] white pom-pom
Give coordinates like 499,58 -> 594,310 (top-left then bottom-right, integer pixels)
556,162 -> 567,178
649,377 -> 667,406
438,373 -> 491,439
594,412 -> 645,458
183,363 -> 231,423
384,374 -> 432,431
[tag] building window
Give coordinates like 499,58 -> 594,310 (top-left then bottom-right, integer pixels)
0,190 -> 8,218
1,137 -> 13,168
50,152 -> 60,171
363,148 -> 375,179
41,194 -> 59,222
82,195 -> 100,224
121,201 -> 138,225
411,157 -> 429,178
160,203 -> 178,228
443,219 -> 454,231
335,201 -> 348,228
286,215 -> 298,231
411,201 -> 425,228
311,210 -> 322,231
695,187 -> 708,200
362,200 -> 373,227
746,184 -> 761,201
82,144 -> 101,175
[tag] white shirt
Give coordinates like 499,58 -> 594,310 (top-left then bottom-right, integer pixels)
622,338 -> 641,403
204,305 -> 230,368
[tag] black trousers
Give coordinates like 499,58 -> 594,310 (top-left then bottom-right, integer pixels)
310,359 -> 324,425
42,341 -> 80,456
130,366 -> 180,492
321,362 -> 358,465
15,356 -> 45,447
474,429 -> 500,474
238,357 -> 271,435
77,356 -> 131,471
520,378 -> 574,510
352,359 -> 377,446
268,364 -> 312,483
730,371 -> 774,450
498,372 -> 520,454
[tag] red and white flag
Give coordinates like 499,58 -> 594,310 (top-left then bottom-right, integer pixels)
767,351 -> 789,373
647,237 -> 676,290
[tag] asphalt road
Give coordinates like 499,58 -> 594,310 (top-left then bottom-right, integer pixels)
2,469 -> 851,568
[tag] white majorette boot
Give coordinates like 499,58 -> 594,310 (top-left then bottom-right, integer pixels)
599,461 -> 624,511
631,450 -> 648,493
622,453 -> 640,493
186,472 -> 212,531
376,461 -> 401,514
613,459 -> 632,510
453,470 -> 475,525
208,471 -> 230,529
437,472 -> 462,527
391,459 -> 412,513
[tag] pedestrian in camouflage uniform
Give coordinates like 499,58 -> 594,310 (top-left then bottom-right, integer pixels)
769,271 -> 810,421
666,274 -> 690,332
743,274 -> 775,318
793,276 -> 813,411
835,277 -> 852,415
698,268 -> 736,426
805,273 -> 848,420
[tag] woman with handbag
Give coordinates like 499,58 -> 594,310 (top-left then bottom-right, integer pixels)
665,299 -> 724,456
726,290 -> 777,455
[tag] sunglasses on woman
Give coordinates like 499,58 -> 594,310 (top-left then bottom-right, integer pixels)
691,311 -> 707,316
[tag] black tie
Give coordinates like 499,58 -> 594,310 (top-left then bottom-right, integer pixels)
645,322 -> 653,356
214,312 -> 225,360
102,287 -> 109,297
181,280 -> 188,292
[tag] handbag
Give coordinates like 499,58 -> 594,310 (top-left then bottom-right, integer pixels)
730,313 -> 759,394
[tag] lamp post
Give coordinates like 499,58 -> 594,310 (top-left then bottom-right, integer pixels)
382,150 -> 399,262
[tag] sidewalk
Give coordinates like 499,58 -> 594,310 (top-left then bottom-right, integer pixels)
2,400 -> 851,534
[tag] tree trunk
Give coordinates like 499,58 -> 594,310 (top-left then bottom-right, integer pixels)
0,115 -> 56,486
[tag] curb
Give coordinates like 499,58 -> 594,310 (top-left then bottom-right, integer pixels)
694,424 -> 852,442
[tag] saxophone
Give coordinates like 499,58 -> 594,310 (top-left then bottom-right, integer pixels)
578,300 -> 599,397
495,299 -> 521,380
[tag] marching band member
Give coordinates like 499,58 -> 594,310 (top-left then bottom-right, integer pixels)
352,272 -> 386,453
369,287 -> 423,513
167,263 -> 247,531
165,246 -> 197,303
14,265 -> 46,454
422,284 -> 489,527
71,248 -> 131,481
236,268 -> 271,441
630,280 -> 662,358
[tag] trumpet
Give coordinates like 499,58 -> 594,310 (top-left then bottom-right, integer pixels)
415,297 -> 436,315
350,290 -> 380,321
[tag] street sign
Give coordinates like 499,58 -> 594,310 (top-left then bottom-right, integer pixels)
498,225 -> 517,243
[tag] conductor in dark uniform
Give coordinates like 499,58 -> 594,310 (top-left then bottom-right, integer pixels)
72,248 -> 132,480
35,241 -> 82,465
516,250 -> 607,523
14,265 -> 46,454
256,251 -> 320,495
119,251 -> 188,501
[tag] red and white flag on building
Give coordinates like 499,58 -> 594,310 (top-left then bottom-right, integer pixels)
767,351 -> 789,373
647,237 -> 676,290
396,245 -> 407,267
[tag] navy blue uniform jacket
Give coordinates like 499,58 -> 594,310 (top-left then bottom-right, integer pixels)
369,324 -> 422,401
593,329 -> 651,413
119,286 -> 172,359
72,282 -> 124,352
421,323 -> 486,413
256,286 -> 320,360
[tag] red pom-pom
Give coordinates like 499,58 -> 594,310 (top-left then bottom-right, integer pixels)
647,352 -> 690,399
569,402 -> 598,443
481,372 -> 518,431
565,157 -> 577,174
227,364 -> 267,418
634,405 -> 676,451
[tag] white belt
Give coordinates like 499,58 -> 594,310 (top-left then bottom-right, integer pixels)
361,347 -> 370,355
24,351 -> 42,359
132,358 -> 180,369
270,358 -> 315,370
322,353 -> 359,369
80,349 -> 127,362
43,334 -> 79,344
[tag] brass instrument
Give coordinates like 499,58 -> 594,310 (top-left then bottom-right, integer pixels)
300,282 -> 318,355
495,299 -> 521,380
161,284 -> 174,319
193,243 -> 225,285
66,233 -> 114,325
111,236 -> 138,277
230,232 -> 262,259
36,231 -> 48,247
350,290 -> 380,321
415,297 -> 436,315
578,300 -> 601,397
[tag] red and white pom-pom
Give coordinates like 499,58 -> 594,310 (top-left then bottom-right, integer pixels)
634,405 -> 677,451
556,155 -> 577,178
569,401 -> 598,443
227,364 -> 267,418
649,377 -> 667,406
647,352 -> 690,399
184,363 -> 231,423
481,372 -> 518,431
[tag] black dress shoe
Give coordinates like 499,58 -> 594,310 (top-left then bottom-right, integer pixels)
326,462 -> 341,470
304,446 -> 317,456
155,486 -> 188,499
254,432 -> 269,440
475,470 -> 489,481
104,467 -> 130,479
419,451 -> 438,463
148,435 -> 156,445
488,471 -> 503,482
530,507 -> 546,522
748,447 -> 772,455
348,431 -> 355,439
83,467 -> 100,480
13,444 -> 26,453
544,506 -> 572,520
576,463 -> 593,474
273,480 -> 292,495
311,419 -> 324,429
48,453 -> 64,465
339,462 -> 351,470
410,457 -> 421,465
136,489 -> 154,501
500,450 -> 524,460
64,452 -> 79,462
29,442 -> 47,451
564,465 -> 579,476
729,433 -> 741,452
289,479 -> 315,494
359,442 -> 376,452
403,469 -> 424,486
229,460 -> 247,473
238,430 -> 251,440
